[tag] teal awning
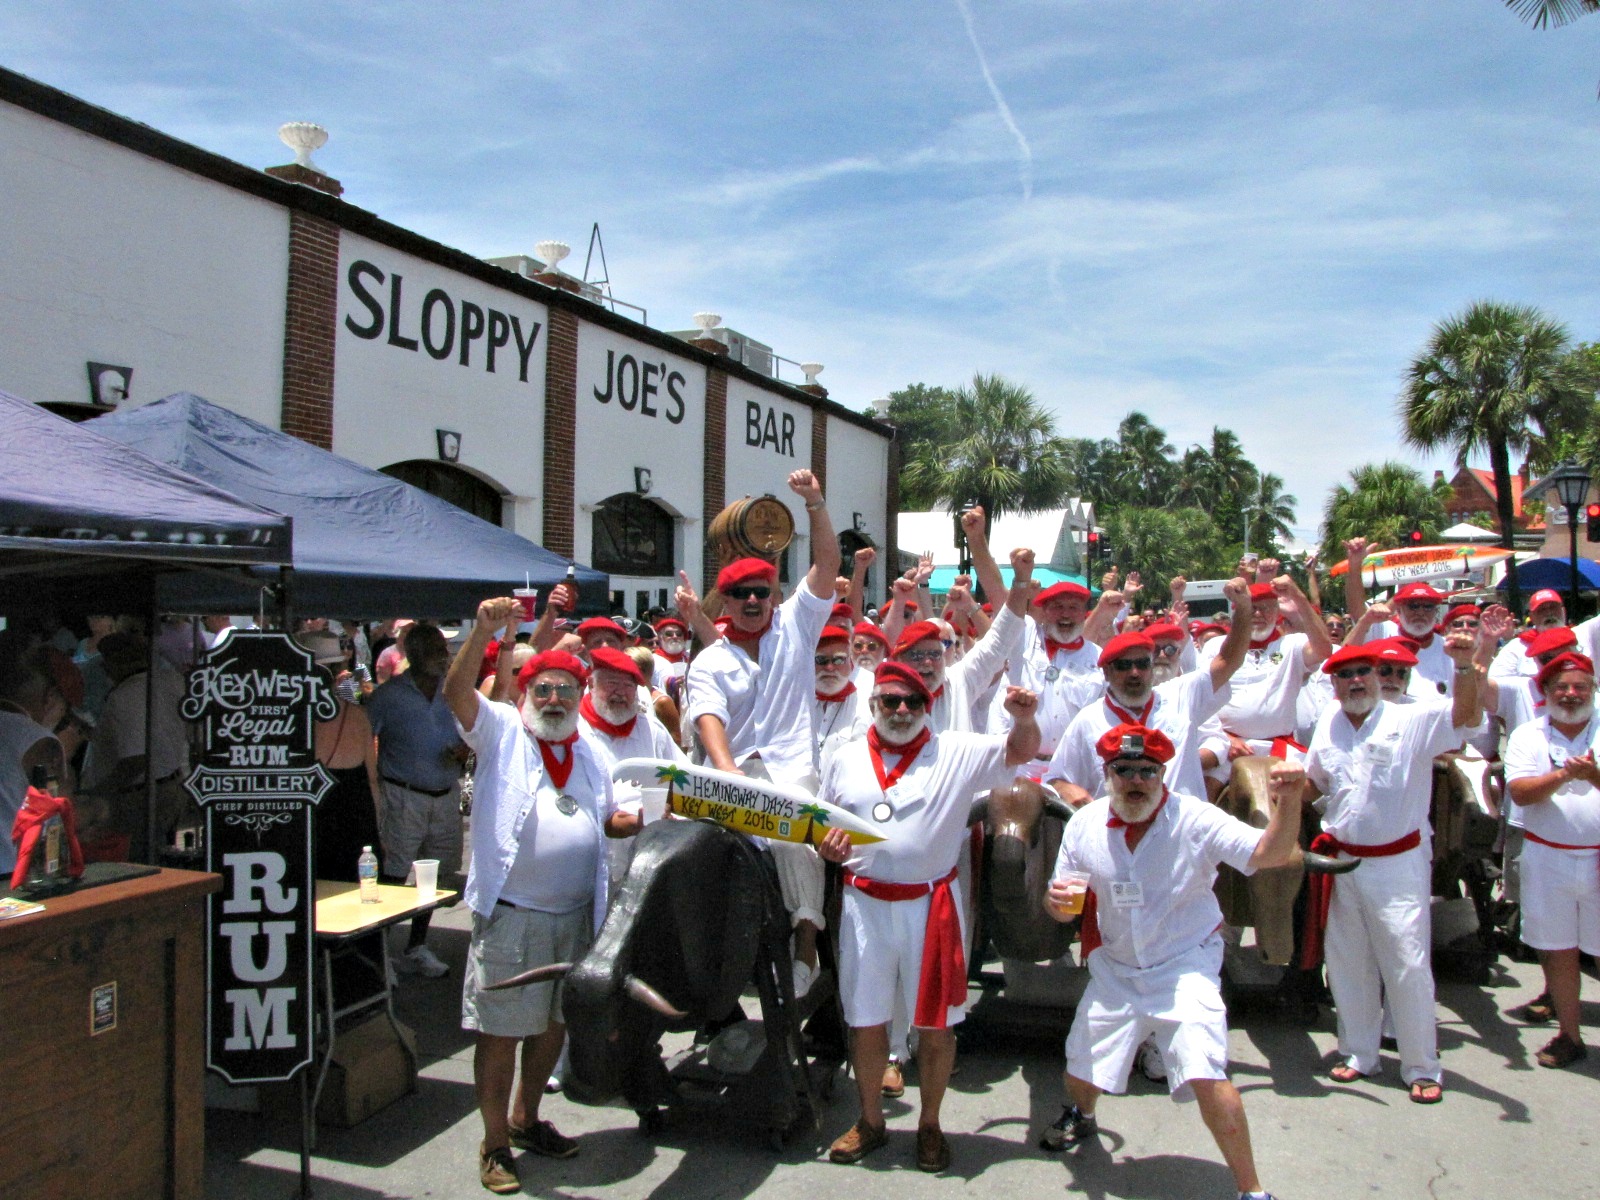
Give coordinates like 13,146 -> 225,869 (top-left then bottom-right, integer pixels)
927,565 -> 1093,595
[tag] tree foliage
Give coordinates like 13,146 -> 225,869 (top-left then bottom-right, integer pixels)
1320,462 -> 1450,563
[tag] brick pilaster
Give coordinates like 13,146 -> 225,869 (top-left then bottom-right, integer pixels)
885,433 -> 901,598
810,409 -> 828,494
542,307 -> 579,558
702,367 -> 728,594
277,210 -> 339,448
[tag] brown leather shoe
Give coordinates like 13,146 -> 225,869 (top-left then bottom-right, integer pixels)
828,1119 -> 888,1164
1537,1032 -> 1588,1069
916,1125 -> 950,1173
479,1142 -> 519,1194
881,1060 -> 905,1099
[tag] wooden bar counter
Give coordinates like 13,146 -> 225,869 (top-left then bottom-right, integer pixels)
0,866 -> 220,1200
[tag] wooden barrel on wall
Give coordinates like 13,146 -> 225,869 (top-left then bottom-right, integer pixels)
708,494 -> 795,566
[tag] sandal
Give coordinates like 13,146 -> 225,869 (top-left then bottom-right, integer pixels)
1409,1079 -> 1443,1104
1329,1064 -> 1368,1083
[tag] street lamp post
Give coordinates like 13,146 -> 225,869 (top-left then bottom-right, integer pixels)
1545,460 -> 1592,619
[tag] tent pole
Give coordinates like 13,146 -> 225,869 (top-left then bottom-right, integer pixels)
144,579 -> 159,866
277,565 -> 294,631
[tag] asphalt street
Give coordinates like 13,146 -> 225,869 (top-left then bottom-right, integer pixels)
205,898 -> 1600,1200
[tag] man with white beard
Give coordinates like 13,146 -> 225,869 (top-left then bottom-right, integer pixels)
1301,635 -> 1480,1105
850,621 -> 889,678
1047,577 -> 1253,807
649,617 -> 692,690
1491,587 -> 1567,682
445,602 -> 641,1193
1503,651 -> 1600,1069
816,662 -> 1040,1173
997,579 -> 1110,754
812,625 -> 869,774
1039,724 -> 1305,1200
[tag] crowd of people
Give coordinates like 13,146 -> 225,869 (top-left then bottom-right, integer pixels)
5,486 -> 1599,1199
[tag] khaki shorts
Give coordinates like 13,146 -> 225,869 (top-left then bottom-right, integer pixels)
461,904 -> 593,1038
378,779 -> 462,880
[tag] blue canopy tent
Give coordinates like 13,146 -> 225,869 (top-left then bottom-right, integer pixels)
90,394 -> 607,618
926,565 -> 1094,595
1495,556 -> 1600,594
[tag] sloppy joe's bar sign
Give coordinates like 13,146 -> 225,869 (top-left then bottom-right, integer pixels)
183,632 -> 336,1084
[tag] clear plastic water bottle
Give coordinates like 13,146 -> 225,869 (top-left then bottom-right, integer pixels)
358,845 -> 380,904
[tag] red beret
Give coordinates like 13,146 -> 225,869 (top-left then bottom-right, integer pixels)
1143,622 -> 1184,643
588,645 -> 644,685
1322,642 -> 1385,675
830,603 -> 855,623
576,617 -> 627,641
1365,637 -> 1419,667
1393,582 -> 1445,604
874,660 -> 933,704
1536,651 -> 1595,695
517,649 -> 590,693
1439,604 -> 1480,628
1095,723 -> 1175,764
1530,588 -> 1565,611
1190,620 -> 1227,636
892,620 -> 944,659
1097,630 -> 1155,667
853,621 -> 889,647
716,557 -> 778,593
1527,626 -> 1578,658
1033,581 -> 1092,606
1247,583 -> 1276,602
653,617 -> 688,635
818,625 -> 850,645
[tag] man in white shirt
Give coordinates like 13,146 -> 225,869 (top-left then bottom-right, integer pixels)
1492,588 -> 1568,681
649,617 -> 691,690
445,605 -> 640,1194
816,662 -> 1040,1173
1503,651 -> 1600,1069
1047,577 -> 1251,806
811,625 -> 869,776
1039,724 -> 1305,1200
1301,636 -> 1480,1104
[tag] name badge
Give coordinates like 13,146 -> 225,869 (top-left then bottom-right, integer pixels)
885,781 -> 927,820
1551,747 -> 1569,768
1110,881 -> 1144,909
1366,743 -> 1396,767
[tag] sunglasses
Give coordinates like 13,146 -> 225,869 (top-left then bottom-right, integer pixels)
852,640 -> 882,653
899,649 -> 944,665
1109,763 -> 1161,780
940,638 -> 956,649
1154,643 -> 1181,658
1107,657 -> 1152,672
1376,664 -> 1408,679
530,682 -> 580,700
876,693 -> 928,712
814,654 -> 851,668
1334,665 -> 1372,680
726,586 -> 772,601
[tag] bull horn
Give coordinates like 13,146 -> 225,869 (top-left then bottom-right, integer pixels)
482,961 -> 572,992
1302,852 -> 1359,875
624,974 -> 687,1019
967,795 -> 989,826
1042,796 -> 1074,824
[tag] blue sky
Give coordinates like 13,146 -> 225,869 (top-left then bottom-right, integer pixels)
6,1 -> 1598,547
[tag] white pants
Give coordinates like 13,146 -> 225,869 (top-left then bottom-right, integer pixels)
1324,846 -> 1438,1083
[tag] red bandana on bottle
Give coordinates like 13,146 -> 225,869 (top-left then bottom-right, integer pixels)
817,682 -> 857,704
867,725 -> 931,791
1044,636 -> 1085,659
537,732 -> 579,790
579,692 -> 636,739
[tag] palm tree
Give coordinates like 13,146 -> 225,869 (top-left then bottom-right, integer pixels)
1320,462 -> 1449,564
1246,473 -> 1297,553
1400,300 -> 1581,614
1504,1 -> 1597,29
1111,412 -> 1178,500
901,373 -> 1072,522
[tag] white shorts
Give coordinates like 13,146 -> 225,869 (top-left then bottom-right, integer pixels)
838,882 -> 968,1031
461,904 -> 592,1038
1065,934 -> 1230,1104
1520,840 -> 1600,955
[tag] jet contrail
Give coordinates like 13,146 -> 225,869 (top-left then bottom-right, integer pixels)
954,0 -> 1034,201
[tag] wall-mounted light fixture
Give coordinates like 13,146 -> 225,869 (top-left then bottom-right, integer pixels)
86,362 -> 132,408
853,512 -> 866,532
634,467 -> 653,495
436,429 -> 462,462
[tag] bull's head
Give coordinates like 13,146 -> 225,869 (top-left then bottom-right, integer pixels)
969,780 -> 1078,963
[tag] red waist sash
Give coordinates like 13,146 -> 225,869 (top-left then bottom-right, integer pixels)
1524,830 -> 1600,851
1299,829 -> 1422,970
844,864 -> 965,1028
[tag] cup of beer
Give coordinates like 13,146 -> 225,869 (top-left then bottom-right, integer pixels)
1051,869 -> 1091,918
513,588 -> 539,622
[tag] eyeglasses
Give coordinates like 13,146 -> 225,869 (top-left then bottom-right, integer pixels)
899,649 -> 944,665
852,640 -> 881,653
814,654 -> 851,668
876,693 -> 928,712
1153,643 -> 1181,658
530,682 -> 580,700
940,638 -> 956,649
1334,665 -> 1372,680
1106,657 -> 1152,673
725,586 -> 772,601
1109,763 -> 1161,780
1376,664 -> 1408,679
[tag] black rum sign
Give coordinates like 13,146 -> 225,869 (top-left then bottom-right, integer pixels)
182,632 -> 336,1084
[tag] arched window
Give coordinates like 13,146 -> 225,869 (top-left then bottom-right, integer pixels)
592,493 -> 674,576
380,460 -> 502,525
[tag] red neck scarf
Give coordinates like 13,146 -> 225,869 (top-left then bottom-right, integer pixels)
579,692 -> 636,739
1249,625 -> 1283,651
1409,629 -> 1436,649
1103,693 -> 1154,727
867,725 -> 931,791
725,618 -> 771,647
1045,635 -> 1085,659
817,681 -> 857,705
537,731 -> 579,790
656,648 -> 687,663
1106,787 -> 1170,845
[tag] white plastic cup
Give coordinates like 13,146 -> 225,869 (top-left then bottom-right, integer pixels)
1051,870 -> 1091,917
639,787 -> 668,825
413,859 -> 440,905
513,588 -> 539,622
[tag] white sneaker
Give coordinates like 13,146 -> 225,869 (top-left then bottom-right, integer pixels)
792,959 -> 817,1000
1135,1035 -> 1168,1082
398,944 -> 448,978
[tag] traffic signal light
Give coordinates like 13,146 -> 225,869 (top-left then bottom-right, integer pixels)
1405,528 -> 1424,546
1587,503 -> 1600,542
1085,530 -> 1101,561
1099,532 -> 1114,561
